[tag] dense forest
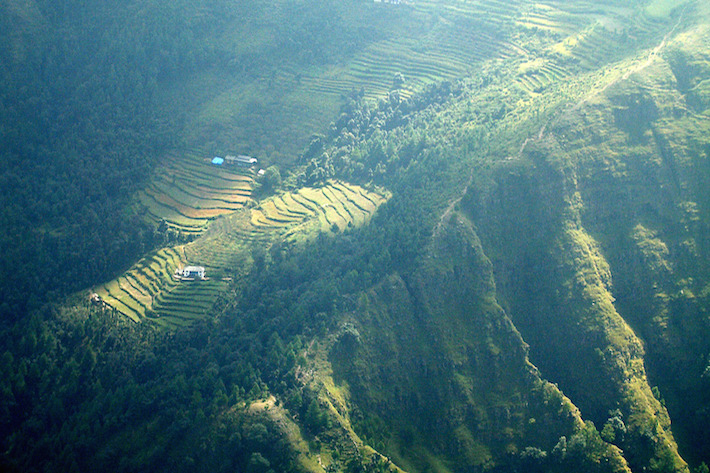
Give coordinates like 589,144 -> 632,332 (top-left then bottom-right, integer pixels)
0,0 -> 178,322
0,0 -> 386,324
2,0 -> 710,472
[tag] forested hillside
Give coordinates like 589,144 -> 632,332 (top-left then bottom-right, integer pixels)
2,0 -> 710,472
0,0 -> 394,324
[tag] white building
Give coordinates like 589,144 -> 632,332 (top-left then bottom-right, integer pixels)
176,266 -> 206,280
225,155 -> 258,167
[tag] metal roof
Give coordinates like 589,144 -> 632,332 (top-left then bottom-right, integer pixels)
183,266 -> 205,272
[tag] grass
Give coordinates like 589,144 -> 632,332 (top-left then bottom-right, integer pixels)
135,152 -> 255,235
94,247 -> 183,323
97,180 -> 388,328
645,0 -> 693,18
53,1 -> 710,470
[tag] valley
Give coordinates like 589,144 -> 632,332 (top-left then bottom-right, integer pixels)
1,0 -> 709,473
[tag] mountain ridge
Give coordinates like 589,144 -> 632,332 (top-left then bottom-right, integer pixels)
2,1 -> 709,472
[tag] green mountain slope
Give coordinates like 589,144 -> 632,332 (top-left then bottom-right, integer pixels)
328,212 -> 630,472
286,2 -> 710,471
2,0 -> 710,473
464,16 -> 710,467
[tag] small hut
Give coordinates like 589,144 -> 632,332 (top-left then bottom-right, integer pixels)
176,266 -> 206,280
225,155 -> 258,167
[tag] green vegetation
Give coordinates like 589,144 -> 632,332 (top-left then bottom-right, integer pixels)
2,0 -> 710,473
95,179 -> 388,328
136,152 -> 255,236
645,0 -> 693,18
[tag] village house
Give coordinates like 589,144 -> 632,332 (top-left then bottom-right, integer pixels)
175,266 -> 206,280
225,154 -> 258,166
211,155 -> 258,167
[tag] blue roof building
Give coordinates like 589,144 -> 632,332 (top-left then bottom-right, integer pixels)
212,157 -> 224,165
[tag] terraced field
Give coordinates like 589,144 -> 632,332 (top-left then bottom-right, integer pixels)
245,180 -> 389,242
294,0 -> 672,102
511,0 -> 672,94
95,0 -> 678,330
97,181 -> 388,329
515,57 -> 573,94
94,247 -> 185,323
516,3 -> 584,36
150,279 -> 229,329
294,0 -> 530,101
176,0 -> 678,175
135,152 -> 254,236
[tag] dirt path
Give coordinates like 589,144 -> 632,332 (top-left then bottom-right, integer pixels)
519,6 -> 688,159
517,120 -> 550,157
573,5 -> 688,111
433,170 -> 474,238
434,6 -> 689,240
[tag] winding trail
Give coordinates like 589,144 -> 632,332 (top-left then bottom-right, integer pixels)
519,5 -> 688,158
433,170 -> 474,238
433,6 -> 690,240
573,5 -> 688,111
517,120 -> 550,157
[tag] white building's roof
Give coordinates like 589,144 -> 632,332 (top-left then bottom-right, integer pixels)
183,266 -> 205,273
225,154 -> 257,163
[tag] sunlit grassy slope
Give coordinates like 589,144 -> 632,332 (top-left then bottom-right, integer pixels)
97,180 -> 387,329
135,152 -> 255,235
166,0 -> 678,163
103,0 -> 691,331
282,3 -> 708,472
72,0 -> 710,471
